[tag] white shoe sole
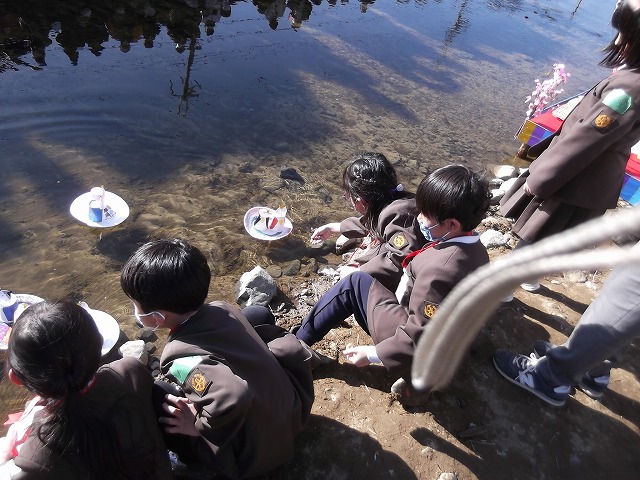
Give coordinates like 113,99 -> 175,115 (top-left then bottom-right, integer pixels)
521,282 -> 541,292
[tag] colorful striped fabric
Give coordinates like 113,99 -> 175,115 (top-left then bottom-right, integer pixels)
515,108 -> 564,146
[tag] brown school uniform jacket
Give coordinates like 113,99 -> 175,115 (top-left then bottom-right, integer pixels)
527,68 -> 640,209
366,237 -> 489,380
340,196 -> 423,291
160,302 -> 314,480
13,358 -> 173,480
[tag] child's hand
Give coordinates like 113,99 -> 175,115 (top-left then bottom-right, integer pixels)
311,223 -> 340,242
343,345 -> 376,367
160,394 -> 199,437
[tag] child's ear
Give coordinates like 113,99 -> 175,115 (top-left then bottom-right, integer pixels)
8,369 -> 23,387
444,218 -> 462,233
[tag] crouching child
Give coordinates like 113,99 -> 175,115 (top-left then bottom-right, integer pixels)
120,238 -> 314,479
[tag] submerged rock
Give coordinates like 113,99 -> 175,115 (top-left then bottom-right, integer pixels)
280,167 -> 305,184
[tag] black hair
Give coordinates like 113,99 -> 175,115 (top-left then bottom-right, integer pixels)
6,301 -> 126,479
120,238 -> 210,314
601,1 -> 640,69
415,164 -> 491,231
342,152 -> 403,239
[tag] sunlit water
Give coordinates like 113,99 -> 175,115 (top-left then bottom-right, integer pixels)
0,0 -> 617,414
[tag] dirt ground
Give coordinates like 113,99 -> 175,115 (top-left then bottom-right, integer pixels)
254,239 -> 640,480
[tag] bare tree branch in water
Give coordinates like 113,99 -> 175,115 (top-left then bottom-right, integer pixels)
169,37 -> 201,117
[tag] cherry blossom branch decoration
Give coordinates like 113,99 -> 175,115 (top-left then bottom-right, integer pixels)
525,63 -> 570,118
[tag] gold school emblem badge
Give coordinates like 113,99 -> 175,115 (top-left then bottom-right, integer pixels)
422,301 -> 438,319
593,113 -> 613,130
392,233 -> 407,248
187,368 -> 212,396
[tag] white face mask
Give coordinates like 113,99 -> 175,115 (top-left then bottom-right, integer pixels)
134,309 -> 165,332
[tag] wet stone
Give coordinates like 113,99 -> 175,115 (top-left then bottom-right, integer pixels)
282,260 -> 301,276
492,165 -> 517,180
139,327 -> 158,342
500,177 -> 519,194
317,187 -> 332,203
260,176 -> 282,194
119,340 -> 148,365
148,357 -> 160,371
266,265 -> 283,278
239,162 -> 255,173
280,167 -> 305,184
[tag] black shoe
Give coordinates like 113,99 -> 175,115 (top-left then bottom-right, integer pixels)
532,340 -> 555,358
578,374 -> 610,399
289,323 -> 301,335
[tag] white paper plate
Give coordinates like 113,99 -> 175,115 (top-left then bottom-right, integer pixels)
80,303 -> 121,356
15,294 -> 45,307
0,294 -> 45,350
70,191 -> 130,228
1,298 -> 120,356
243,207 -> 293,241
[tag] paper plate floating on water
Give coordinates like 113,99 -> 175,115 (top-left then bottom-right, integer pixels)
70,187 -> 129,228
243,206 -> 293,241
79,302 -> 120,356
0,293 -> 45,350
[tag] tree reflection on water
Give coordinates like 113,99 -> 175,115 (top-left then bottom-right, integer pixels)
0,0 -> 358,67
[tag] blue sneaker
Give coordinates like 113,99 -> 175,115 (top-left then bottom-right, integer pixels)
578,374 -> 609,399
493,349 -> 571,407
532,340 -> 610,399
532,340 -> 555,359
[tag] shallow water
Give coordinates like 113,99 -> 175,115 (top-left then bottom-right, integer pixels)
0,0 -> 617,414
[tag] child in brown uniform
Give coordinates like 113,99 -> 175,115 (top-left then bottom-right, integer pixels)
297,165 -> 491,404
120,239 -> 314,480
3,301 -> 172,480
310,152 -> 423,291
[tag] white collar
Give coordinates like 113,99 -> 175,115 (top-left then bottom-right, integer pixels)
441,232 -> 480,244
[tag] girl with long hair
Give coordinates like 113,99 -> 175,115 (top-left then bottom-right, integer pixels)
2,301 -> 172,479
501,0 -> 640,291
310,152 -> 423,291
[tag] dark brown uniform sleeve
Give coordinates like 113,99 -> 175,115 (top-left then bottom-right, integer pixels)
341,199 -> 421,291
528,71 -> 640,206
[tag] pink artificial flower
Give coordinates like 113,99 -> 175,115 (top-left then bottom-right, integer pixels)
525,63 -> 570,118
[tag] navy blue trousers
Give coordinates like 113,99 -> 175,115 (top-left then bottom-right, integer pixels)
242,305 -> 276,327
296,271 -> 373,346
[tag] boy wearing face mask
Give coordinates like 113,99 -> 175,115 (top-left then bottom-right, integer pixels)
120,239 -> 314,480
295,165 -> 491,404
